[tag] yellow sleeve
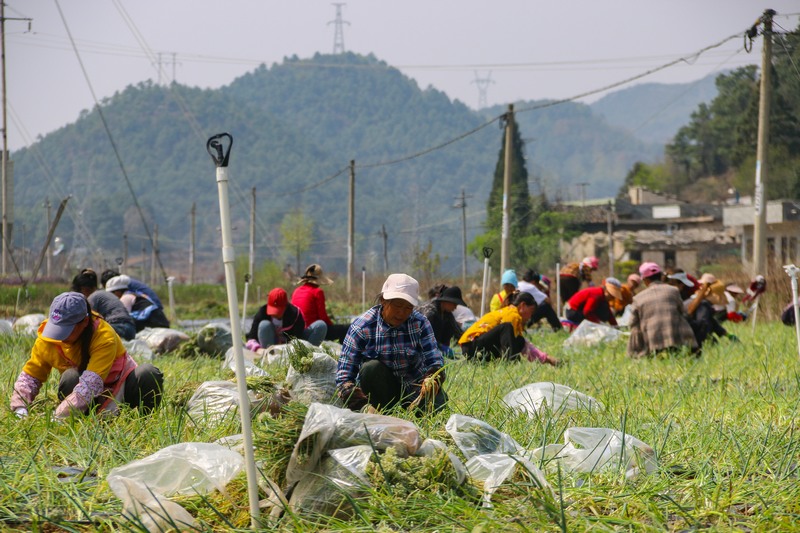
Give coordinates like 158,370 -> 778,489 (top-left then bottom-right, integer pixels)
21,338 -> 56,383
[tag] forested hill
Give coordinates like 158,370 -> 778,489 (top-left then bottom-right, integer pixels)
590,72 -> 721,145
11,52 -> 664,276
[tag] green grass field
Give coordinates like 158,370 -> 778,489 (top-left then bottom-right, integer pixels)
1,317 -> 799,532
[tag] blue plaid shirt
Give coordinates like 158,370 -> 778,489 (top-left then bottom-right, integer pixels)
337,305 -> 443,389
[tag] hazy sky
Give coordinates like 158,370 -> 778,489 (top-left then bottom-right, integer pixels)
6,1 -> 800,151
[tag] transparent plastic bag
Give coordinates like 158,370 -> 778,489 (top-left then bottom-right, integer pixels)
12,313 -> 45,336
0,319 -> 13,335
288,445 -> 372,518
286,351 -> 338,404
445,414 -> 522,460
616,305 -> 634,328
286,403 -> 421,485
465,453 -> 551,506
530,427 -> 656,478
563,320 -> 626,350
122,339 -> 155,362
197,322 -> 233,357
107,442 -> 244,532
416,438 -> 467,486
136,327 -> 190,354
502,382 -> 603,417
221,346 -> 269,377
186,380 -> 257,423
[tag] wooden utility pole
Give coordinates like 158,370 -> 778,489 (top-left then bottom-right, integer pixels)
347,160 -> 355,293
607,202 -> 615,278
380,224 -> 388,273
500,104 -> 514,275
249,187 -> 256,280
753,9 -> 775,277
189,203 -> 196,284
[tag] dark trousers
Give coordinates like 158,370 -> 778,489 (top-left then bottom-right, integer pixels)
359,360 -> 447,411
58,364 -> 164,414
324,323 -> 351,344
690,300 -> 727,346
461,322 -> 525,362
559,276 -> 580,305
530,301 -> 562,331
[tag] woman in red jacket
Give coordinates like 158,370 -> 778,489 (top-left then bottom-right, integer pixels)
291,264 -> 350,343
565,278 -> 621,327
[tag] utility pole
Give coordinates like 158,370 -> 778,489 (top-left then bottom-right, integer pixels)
347,160 -> 355,294
500,104 -> 514,275
151,224 -> 158,286
249,187 -> 256,280
44,198 -> 51,278
1,6 -> 31,277
453,188 -> 471,285
122,233 -> 128,272
328,3 -> 350,54
577,182 -> 589,207
141,240 -> 147,282
189,203 -> 196,285
471,71 -> 494,110
380,224 -> 388,273
607,202 -> 615,278
752,9 -> 775,277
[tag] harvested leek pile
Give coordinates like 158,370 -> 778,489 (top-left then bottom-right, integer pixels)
252,401 -> 309,486
286,339 -> 316,372
173,332 -> 205,358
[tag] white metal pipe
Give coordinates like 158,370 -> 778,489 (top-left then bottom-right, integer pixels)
480,257 -> 489,316
241,280 -> 249,333
211,138 -> 260,527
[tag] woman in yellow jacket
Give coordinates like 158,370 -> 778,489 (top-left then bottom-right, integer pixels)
459,292 -> 559,365
10,292 -> 163,419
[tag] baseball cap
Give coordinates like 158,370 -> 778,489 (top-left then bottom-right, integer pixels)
627,273 -> 642,286
500,269 -> 518,288
639,262 -> 662,278
105,275 -> 130,293
381,273 -> 420,306
667,271 -> 694,287
267,288 -> 288,315
41,292 -> 89,342
604,277 -> 623,300
582,256 -> 599,270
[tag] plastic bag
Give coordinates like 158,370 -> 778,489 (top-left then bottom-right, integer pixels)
122,339 -> 155,362
136,327 -> 190,354
563,320 -> 626,350
0,319 -> 13,335
13,313 -> 45,336
221,346 -> 269,377
416,438 -> 467,486
286,403 -> 421,485
616,305 -> 634,328
445,414 -> 522,460
197,322 -> 233,357
286,351 -> 338,404
529,427 -> 656,478
465,453 -> 551,506
503,382 -> 603,417
288,445 -> 372,518
107,442 -> 244,532
186,381 -> 257,423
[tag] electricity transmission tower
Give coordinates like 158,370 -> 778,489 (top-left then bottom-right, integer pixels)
328,3 -> 350,54
471,71 -> 494,109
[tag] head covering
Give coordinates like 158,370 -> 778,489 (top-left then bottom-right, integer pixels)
604,277 -> 623,300
725,284 -> 744,295
522,269 -> 540,283
540,275 -> 551,290
705,281 -> 728,306
627,273 -> 642,287
435,286 -> 467,307
699,273 -> 717,285
381,273 -> 420,306
639,262 -> 662,279
500,269 -> 518,288
105,275 -> 130,293
667,271 -> 694,287
267,288 -> 289,315
582,256 -> 599,270
41,292 -> 89,342
101,269 -> 120,287
298,263 -> 333,286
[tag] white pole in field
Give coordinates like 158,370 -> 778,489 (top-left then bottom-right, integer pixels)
556,262 -> 561,318
207,133 -> 260,527
241,274 -> 250,332
785,264 -> 800,359
167,276 -> 176,324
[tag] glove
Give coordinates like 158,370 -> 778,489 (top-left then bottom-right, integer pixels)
245,339 -> 262,352
14,407 -> 28,419
339,382 -> 368,411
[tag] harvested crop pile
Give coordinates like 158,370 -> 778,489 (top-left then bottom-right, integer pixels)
252,402 -> 309,486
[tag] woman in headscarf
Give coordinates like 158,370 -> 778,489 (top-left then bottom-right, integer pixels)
291,263 -> 348,343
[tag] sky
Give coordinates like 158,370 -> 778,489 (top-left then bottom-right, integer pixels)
5,1 -> 800,152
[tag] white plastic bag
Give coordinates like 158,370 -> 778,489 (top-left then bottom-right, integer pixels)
136,327 -> 190,354
563,320 -> 626,350
503,382 -> 603,417
285,351 -> 338,404
416,438 -> 467,486
107,442 -> 245,532
221,347 -> 269,377
197,322 -> 233,356
12,313 -> 45,336
616,305 -> 634,328
444,414 -> 522,460
530,427 -> 656,478
0,319 -> 13,335
465,453 -> 551,506
122,339 -> 155,362
186,381 -> 257,423
286,403 -> 421,485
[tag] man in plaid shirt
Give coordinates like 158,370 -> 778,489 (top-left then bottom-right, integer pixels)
337,273 -> 446,412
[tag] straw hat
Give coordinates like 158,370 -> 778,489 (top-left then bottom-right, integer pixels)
297,264 -> 333,285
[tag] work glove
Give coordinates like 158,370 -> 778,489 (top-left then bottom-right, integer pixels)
339,382 -> 369,411
14,407 -> 28,419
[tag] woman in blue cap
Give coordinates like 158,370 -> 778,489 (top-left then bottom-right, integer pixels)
10,292 -> 163,419
489,269 -> 518,312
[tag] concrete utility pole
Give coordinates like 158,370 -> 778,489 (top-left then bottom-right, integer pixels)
189,203 -> 196,284
44,198 -> 51,277
122,233 -> 128,272
380,224 -> 388,273
471,71 -> 494,110
753,9 -> 775,277
151,224 -> 158,286
607,202 -> 615,278
249,187 -> 256,280
347,160 -> 355,293
500,104 -> 514,275
577,182 -> 589,207
453,188 -> 471,285
328,3 -> 350,54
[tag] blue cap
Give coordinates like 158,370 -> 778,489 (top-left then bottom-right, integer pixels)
501,269 -> 518,288
41,292 -> 89,341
